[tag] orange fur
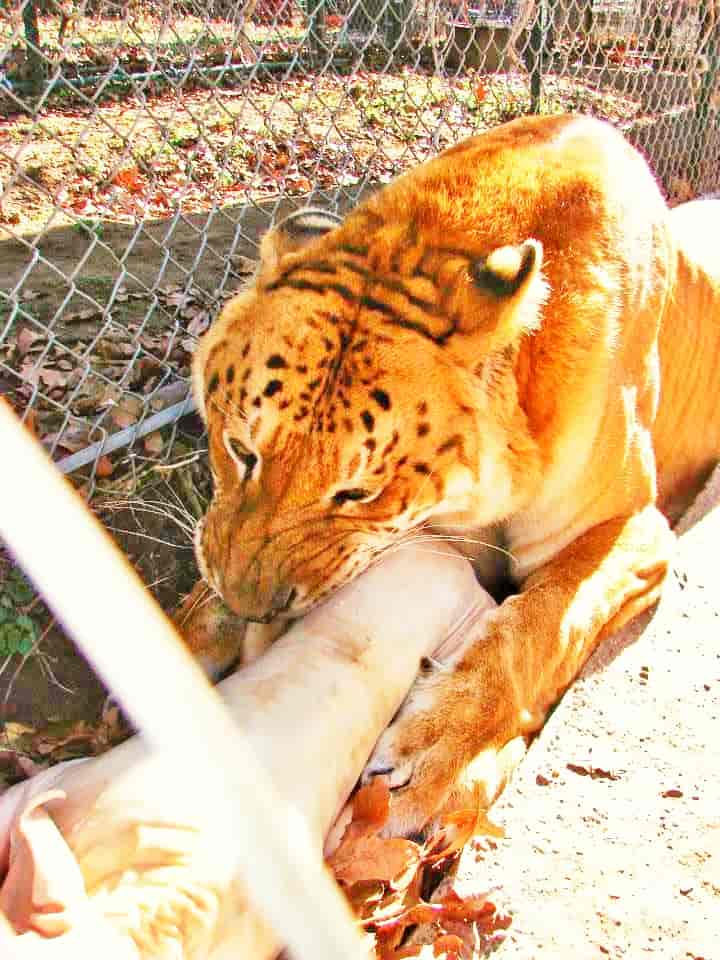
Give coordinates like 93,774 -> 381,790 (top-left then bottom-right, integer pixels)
192,115 -> 720,834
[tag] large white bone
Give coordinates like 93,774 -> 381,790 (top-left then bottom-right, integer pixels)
0,545 -> 497,959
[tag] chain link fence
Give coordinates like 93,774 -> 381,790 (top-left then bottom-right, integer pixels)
0,0 -> 718,491
0,0 -> 717,942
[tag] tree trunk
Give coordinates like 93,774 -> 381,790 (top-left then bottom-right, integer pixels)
22,0 -> 47,96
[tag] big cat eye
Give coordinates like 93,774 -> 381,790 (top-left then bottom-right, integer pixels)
333,488 -> 372,505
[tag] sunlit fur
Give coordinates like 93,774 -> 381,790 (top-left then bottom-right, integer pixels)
192,114 -> 720,833
193,115 -> 719,625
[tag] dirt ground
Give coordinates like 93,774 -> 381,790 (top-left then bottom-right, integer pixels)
0,190 -> 365,301
0,451 -> 209,758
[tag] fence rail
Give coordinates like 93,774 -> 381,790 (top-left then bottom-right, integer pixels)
1,0 -> 718,489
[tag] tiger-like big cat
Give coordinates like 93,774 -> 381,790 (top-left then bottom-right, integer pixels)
192,114 -> 720,836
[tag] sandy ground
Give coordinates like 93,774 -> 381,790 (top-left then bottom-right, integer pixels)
454,470 -> 720,958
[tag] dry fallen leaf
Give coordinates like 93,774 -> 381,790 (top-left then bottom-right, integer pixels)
19,361 -> 71,394
31,711 -> 129,761
149,381 -> 189,412
42,423 -> 93,454
327,780 -> 510,959
331,834 -> 421,890
424,805 -> 504,866
95,455 -> 114,478
112,166 -> 145,194
15,327 -> 44,357
143,431 -> 164,455
64,307 -> 103,324
109,395 -> 143,430
353,776 -> 391,827
376,888 -> 511,957
431,933 -> 465,958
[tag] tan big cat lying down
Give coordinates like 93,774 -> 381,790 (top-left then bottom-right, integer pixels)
192,114 -> 720,837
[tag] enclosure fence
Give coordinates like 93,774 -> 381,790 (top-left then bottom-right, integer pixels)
1,0 -> 718,488
0,1 -> 718,955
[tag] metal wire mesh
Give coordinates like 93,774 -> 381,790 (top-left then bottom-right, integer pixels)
1,0 -> 718,489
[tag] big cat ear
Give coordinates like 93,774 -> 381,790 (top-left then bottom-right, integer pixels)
259,208 -> 342,278
471,240 -> 543,298
458,238 -> 547,340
